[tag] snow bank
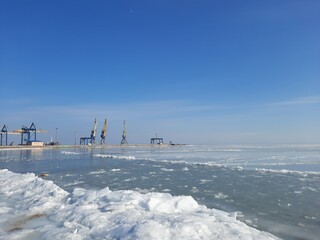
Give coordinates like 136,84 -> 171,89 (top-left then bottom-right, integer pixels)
0,169 -> 279,239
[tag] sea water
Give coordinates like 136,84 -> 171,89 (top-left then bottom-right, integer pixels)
0,145 -> 319,239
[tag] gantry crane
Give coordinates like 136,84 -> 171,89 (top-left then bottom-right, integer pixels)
100,118 -> 108,144
1,125 -> 19,146
13,122 -> 47,145
0,125 -> 8,146
0,125 -> 19,146
120,120 -> 128,144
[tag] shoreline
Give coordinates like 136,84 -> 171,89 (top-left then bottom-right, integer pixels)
0,143 -> 187,150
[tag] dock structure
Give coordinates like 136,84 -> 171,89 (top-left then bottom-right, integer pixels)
13,122 -> 46,146
150,137 -> 163,144
0,125 -> 8,146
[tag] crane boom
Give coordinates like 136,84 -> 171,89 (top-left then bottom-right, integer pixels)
100,118 -> 108,144
91,118 -> 97,138
12,122 -> 47,145
89,118 -> 97,144
81,118 -> 99,145
102,118 -> 107,137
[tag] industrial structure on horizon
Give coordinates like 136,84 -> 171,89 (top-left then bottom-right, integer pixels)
1,123 -> 47,146
1,119 -> 175,147
100,118 -> 108,144
1,118 -> 127,146
80,118 -> 128,145
0,125 -> 19,146
80,118 -> 98,145
14,122 -> 47,146
120,120 -> 128,144
80,118 -> 111,145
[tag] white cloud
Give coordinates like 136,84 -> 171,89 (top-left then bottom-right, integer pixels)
3,100 -> 222,121
269,96 -> 320,106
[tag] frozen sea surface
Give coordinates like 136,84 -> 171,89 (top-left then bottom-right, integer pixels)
0,145 -> 320,240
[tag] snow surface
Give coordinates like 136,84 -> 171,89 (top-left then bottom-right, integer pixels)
61,151 -> 83,155
0,169 -> 280,240
93,154 -> 136,160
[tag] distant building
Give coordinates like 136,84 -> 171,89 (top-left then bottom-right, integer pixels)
27,141 -> 44,147
150,137 -> 163,144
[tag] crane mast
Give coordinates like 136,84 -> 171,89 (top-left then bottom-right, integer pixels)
100,118 -> 108,144
120,120 -> 128,144
90,118 -> 97,144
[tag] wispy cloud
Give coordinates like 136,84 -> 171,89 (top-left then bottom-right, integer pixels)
1,100 -> 224,124
269,96 -> 320,106
0,97 -> 34,106
40,100 -> 222,119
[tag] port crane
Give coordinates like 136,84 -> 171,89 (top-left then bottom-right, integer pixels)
91,118 -> 98,144
13,122 -> 47,145
1,125 -> 19,146
120,120 -> 128,144
100,118 -> 108,144
80,118 -> 98,145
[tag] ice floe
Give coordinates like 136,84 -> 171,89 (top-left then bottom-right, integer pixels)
93,154 -> 136,160
61,151 -> 82,155
0,169 -> 280,239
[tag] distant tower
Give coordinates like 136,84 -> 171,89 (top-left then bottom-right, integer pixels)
120,120 -> 128,144
100,118 -> 108,144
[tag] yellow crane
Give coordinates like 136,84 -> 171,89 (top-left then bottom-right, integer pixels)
100,118 -> 108,144
80,118 -> 98,145
90,118 -> 98,144
120,120 -> 128,144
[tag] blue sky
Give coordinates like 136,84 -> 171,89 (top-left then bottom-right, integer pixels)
1,0 -> 319,144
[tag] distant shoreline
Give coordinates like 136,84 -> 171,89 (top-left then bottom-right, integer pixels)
0,144 -> 187,150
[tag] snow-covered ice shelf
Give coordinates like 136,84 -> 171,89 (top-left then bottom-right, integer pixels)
0,169 -> 279,239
